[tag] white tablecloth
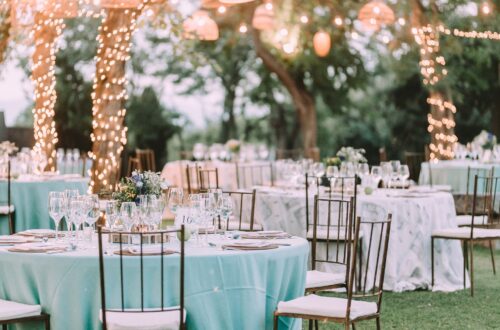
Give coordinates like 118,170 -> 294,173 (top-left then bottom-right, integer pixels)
254,187 -> 467,292
419,160 -> 500,194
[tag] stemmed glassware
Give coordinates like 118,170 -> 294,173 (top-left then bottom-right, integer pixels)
371,166 -> 382,187
84,194 -> 100,235
120,202 -> 137,233
63,189 -> 79,240
399,165 -> 410,188
105,200 -> 119,229
381,162 -> 392,188
48,192 -> 65,241
167,188 -> 184,216
69,200 -> 85,241
218,196 -> 233,233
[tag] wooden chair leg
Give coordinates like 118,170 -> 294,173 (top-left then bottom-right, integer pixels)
352,322 -> 357,330
45,314 -> 51,330
470,241 -> 474,297
273,314 -> 278,330
345,321 -> 350,330
3,324 -> 8,330
463,241 -> 469,290
8,212 -> 14,235
314,319 -> 319,330
489,240 -> 496,275
431,237 -> 435,287
308,319 -> 313,330
376,317 -> 381,330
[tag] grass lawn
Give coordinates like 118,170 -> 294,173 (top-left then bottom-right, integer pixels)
302,246 -> 500,329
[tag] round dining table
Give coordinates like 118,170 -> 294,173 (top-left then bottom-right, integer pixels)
419,160 -> 500,194
0,235 -> 308,330
0,175 -> 88,235
253,186 -> 467,292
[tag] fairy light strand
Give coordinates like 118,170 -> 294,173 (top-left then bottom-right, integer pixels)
413,25 -> 458,160
31,13 -> 64,171
89,3 -> 147,193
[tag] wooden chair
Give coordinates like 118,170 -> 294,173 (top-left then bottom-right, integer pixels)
274,213 -> 392,330
126,156 -> 142,177
222,190 -> 260,231
198,168 -> 219,192
306,196 -> 355,293
404,151 -> 426,182
276,148 -> 303,161
432,175 -> 500,296
136,149 -> 156,172
0,302 -> 50,330
185,164 -> 200,194
455,166 -> 495,219
235,162 -> 274,189
0,159 -> 15,234
97,226 -> 186,330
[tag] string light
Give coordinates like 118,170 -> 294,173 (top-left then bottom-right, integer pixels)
239,23 -> 247,33
480,1 -> 491,15
89,1 -> 148,193
413,25 -> 458,160
437,24 -> 500,41
30,14 -> 65,172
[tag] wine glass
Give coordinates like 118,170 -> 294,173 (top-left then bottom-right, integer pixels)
105,201 -> 119,229
399,165 -> 410,188
390,160 -> 401,188
120,202 -> 137,232
218,196 -> 234,232
85,194 -> 100,230
149,198 -> 165,230
63,189 -> 79,239
49,196 -> 64,241
371,166 -> 382,187
381,162 -> 392,188
69,200 -> 85,241
357,163 -> 370,182
167,188 -> 184,215
193,143 -> 206,161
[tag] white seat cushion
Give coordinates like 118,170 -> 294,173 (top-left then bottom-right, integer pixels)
307,228 -> 362,241
456,215 -> 488,226
227,221 -> 263,231
277,294 -> 377,320
0,299 -> 41,321
100,307 -> 185,330
0,205 -> 15,214
432,227 -> 500,239
305,270 -> 345,290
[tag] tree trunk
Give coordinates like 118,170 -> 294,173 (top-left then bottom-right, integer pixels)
0,4 -> 10,64
31,13 -> 64,171
251,29 -> 319,160
90,8 -> 143,193
411,0 -> 456,160
220,86 -> 237,142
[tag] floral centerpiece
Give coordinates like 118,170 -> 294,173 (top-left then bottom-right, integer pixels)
336,147 -> 367,164
113,171 -> 169,206
225,139 -> 241,154
323,156 -> 341,167
0,141 -> 18,157
472,130 -> 497,150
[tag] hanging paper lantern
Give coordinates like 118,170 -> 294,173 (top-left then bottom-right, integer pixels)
183,10 -> 219,41
358,0 -> 395,31
99,0 -> 142,9
220,0 -> 255,4
252,2 -> 275,30
313,31 -> 331,57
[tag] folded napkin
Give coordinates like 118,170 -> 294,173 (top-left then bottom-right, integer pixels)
8,244 -> 67,253
222,241 -> 279,251
17,229 -> 56,238
241,231 -> 292,240
0,235 -> 37,245
114,246 -> 178,256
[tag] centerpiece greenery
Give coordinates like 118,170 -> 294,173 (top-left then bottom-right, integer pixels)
113,171 -> 169,205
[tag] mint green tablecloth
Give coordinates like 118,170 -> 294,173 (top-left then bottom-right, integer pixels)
419,160 -> 500,194
0,238 -> 308,330
0,178 -> 88,234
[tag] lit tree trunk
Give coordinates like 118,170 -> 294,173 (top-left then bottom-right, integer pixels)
0,3 -> 10,64
411,0 -> 456,160
31,14 -> 64,171
90,8 -> 143,193
220,85 -> 238,142
252,29 -> 319,160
